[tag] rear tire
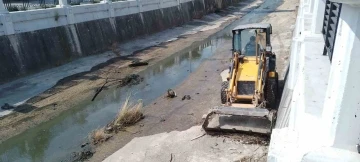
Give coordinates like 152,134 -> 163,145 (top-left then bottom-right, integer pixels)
221,81 -> 229,104
266,72 -> 278,109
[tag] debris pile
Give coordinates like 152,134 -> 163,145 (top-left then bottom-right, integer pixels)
119,74 -> 144,87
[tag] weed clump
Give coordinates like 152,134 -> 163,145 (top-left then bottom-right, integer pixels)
89,128 -> 111,145
111,96 -> 144,131
89,95 -> 144,145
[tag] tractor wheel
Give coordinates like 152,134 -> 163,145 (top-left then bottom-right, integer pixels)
221,81 -> 229,104
266,72 -> 278,109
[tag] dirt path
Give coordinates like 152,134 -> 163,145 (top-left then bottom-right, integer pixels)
92,0 -> 298,161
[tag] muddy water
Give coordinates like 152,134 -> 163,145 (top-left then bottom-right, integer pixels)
0,36 -> 230,162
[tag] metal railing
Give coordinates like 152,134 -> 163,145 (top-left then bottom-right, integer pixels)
4,0 -> 59,11
322,0 -> 342,62
67,0 -> 102,6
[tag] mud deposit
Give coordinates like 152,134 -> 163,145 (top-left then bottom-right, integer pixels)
0,38 -> 225,162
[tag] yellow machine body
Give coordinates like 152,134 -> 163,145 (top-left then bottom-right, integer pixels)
203,23 -> 279,135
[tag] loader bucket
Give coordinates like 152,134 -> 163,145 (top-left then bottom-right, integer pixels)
202,106 -> 276,135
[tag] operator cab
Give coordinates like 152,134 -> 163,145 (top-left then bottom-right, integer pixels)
232,23 -> 272,58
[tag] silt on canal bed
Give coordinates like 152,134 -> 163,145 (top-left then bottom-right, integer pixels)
0,36 -> 229,162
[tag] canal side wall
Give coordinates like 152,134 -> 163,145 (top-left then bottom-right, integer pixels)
268,0 -> 360,161
0,0 -> 240,83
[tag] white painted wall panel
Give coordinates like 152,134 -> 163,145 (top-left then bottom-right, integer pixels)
72,4 -> 110,23
163,0 -> 177,8
0,0 -> 193,35
10,8 -> 68,33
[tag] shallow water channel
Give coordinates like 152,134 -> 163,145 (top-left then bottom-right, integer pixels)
0,35 -> 230,162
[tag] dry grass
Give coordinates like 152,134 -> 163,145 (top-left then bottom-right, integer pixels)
89,95 -> 144,145
90,128 -> 109,145
112,95 -> 144,130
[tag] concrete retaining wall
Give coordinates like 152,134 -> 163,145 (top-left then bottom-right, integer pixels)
0,0 -> 240,83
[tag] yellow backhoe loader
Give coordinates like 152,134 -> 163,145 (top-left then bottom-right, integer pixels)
202,23 -> 278,135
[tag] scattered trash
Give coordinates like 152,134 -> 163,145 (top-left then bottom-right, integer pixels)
160,118 -> 166,122
182,95 -> 191,100
167,89 -> 177,98
128,60 -> 149,67
1,103 -> 14,110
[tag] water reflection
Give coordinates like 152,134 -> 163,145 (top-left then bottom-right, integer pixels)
0,38 -> 225,162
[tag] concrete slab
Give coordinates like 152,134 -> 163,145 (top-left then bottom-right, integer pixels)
104,126 -> 268,162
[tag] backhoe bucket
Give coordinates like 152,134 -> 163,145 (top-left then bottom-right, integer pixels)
202,106 -> 276,135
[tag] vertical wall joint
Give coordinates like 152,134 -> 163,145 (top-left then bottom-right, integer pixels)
58,0 -> 69,7
159,0 -> 163,8
65,7 -> 76,24
103,0 -> 114,17
137,0 -> 143,13
0,0 -> 15,36
0,0 -> 15,35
